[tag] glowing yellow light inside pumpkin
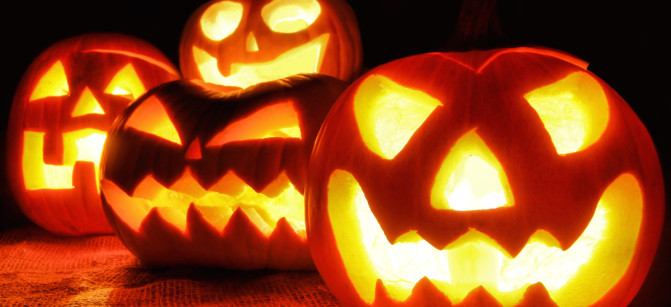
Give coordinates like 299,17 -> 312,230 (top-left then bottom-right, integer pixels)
125,96 -> 182,145
23,129 -> 107,190
71,87 -> 105,117
261,0 -> 321,33
200,1 -> 243,41
431,129 -> 512,211
192,33 -> 329,88
103,64 -> 147,101
354,74 -> 442,160
445,156 -> 507,211
525,71 -> 609,155
327,170 -> 642,306
206,100 -> 302,147
101,170 -> 305,236
29,60 -> 69,101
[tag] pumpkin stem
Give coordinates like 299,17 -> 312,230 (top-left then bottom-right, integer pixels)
445,0 -> 508,50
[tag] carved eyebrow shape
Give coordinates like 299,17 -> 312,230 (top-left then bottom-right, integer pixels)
206,100 -> 302,148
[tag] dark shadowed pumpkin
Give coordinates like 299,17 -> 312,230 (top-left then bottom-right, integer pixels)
7,33 -> 180,235
306,48 -> 665,306
179,0 -> 362,89
100,74 -> 346,269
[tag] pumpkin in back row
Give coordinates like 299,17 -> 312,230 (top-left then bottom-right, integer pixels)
7,33 -> 180,235
180,0 -> 362,89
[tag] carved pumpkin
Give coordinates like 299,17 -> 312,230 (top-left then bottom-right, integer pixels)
179,0 -> 362,89
7,33 -> 180,235
306,48 -> 665,306
100,74 -> 346,269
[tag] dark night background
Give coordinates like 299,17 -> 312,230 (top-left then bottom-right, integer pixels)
1,1 -> 668,305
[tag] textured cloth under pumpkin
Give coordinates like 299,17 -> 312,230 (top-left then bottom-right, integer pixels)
0,226 -> 337,306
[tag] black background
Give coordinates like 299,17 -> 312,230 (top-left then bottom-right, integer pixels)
1,1 -> 669,305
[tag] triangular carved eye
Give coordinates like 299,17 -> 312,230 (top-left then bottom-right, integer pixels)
206,100 -> 301,147
71,87 -> 105,117
262,0 -> 321,33
104,64 -> 146,101
524,71 -> 609,155
200,1 -> 243,41
30,61 -> 69,101
125,96 -> 182,145
354,75 -> 442,160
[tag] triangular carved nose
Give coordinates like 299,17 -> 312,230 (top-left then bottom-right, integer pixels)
246,32 -> 259,52
431,129 -> 513,211
186,138 -> 202,160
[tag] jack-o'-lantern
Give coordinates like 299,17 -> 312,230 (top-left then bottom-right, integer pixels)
7,33 -> 180,235
179,0 -> 362,89
100,74 -> 345,269
306,48 -> 665,306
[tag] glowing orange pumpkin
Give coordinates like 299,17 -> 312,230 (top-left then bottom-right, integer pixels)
6,33 -> 180,235
306,48 -> 665,306
179,0 -> 362,89
100,74 -> 346,269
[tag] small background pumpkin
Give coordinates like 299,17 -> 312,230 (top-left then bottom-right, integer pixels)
6,33 -> 180,235
179,0 -> 363,88
0,0 -> 668,305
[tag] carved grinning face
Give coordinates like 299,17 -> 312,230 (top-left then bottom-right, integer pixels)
179,0 -> 362,88
100,75 -> 345,269
8,34 -> 179,235
306,48 -> 664,306
103,94 -> 306,235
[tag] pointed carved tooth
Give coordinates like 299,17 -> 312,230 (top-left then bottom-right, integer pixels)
155,206 -> 187,232
132,175 -> 165,199
220,208 -> 271,269
239,206 -> 273,236
101,179 -> 152,231
260,171 -> 292,197
168,167 -> 207,198
519,283 -> 557,307
267,218 -> 312,270
547,220 -> 587,252
486,226 -> 536,258
136,207 -> 191,265
408,278 -> 454,306
208,171 -> 245,196
460,286 -> 502,306
192,203 -> 233,231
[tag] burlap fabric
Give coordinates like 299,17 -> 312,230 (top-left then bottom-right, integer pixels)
0,226 -> 338,306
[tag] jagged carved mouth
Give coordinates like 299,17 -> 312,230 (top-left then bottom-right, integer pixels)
101,167 -> 305,236
23,129 -> 106,190
192,34 -> 329,88
327,170 -> 642,306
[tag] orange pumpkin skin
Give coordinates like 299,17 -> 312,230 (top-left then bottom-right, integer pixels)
179,0 -> 362,89
7,33 -> 180,236
306,48 -> 664,306
101,74 -> 346,269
